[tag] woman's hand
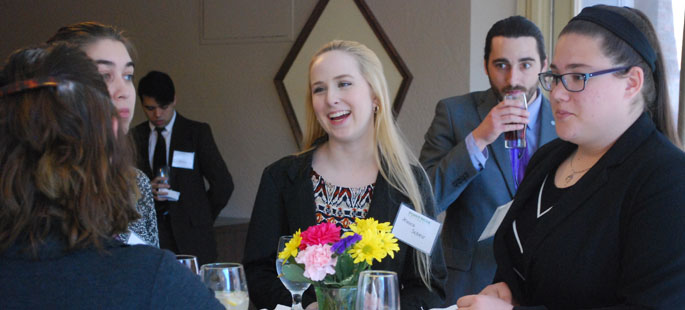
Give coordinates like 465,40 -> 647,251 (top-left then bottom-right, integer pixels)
479,282 -> 513,304
456,294 -> 513,310
456,282 -> 515,310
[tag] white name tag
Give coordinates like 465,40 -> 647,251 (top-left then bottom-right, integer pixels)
159,189 -> 180,201
392,203 -> 441,255
478,200 -> 513,242
171,151 -> 194,169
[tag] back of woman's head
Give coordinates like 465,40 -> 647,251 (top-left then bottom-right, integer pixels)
47,21 -> 136,59
561,5 -> 680,147
0,43 -> 138,254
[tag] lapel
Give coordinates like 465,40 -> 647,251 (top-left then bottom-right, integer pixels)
538,95 -> 557,146
365,172 -> 395,223
509,114 -> 656,272
478,90 -> 516,197
167,113 -> 184,169
282,151 -> 319,231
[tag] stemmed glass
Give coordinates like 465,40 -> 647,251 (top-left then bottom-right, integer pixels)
176,254 -> 199,275
200,263 -> 250,310
355,270 -> 400,310
277,235 -> 311,310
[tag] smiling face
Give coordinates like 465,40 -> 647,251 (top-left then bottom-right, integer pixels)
486,36 -> 545,101
84,38 -> 135,133
309,50 -> 377,145
549,33 -> 642,147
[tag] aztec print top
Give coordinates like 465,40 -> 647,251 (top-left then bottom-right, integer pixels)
311,170 -> 375,231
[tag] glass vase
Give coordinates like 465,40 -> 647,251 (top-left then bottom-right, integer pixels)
314,285 -> 358,310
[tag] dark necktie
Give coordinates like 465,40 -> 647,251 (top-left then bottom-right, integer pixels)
510,146 -> 529,190
152,127 -> 166,175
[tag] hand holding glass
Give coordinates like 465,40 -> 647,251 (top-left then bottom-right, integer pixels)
355,270 -> 400,310
503,92 -> 527,149
200,263 -> 250,310
277,236 -> 311,310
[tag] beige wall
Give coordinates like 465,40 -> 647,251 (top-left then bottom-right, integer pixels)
0,0 -> 512,222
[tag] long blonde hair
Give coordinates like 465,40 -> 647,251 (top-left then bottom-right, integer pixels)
302,40 -> 433,288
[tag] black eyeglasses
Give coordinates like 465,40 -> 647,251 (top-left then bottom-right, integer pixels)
538,66 -> 631,92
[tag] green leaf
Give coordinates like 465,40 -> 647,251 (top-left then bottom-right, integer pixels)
334,253 -> 355,282
281,264 -> 313,284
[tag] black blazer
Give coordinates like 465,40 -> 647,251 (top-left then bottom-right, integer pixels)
493,114 -> 685,309
132,113 -> 233,264
242,149 -> 447,310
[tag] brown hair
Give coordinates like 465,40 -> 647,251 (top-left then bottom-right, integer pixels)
561,5 -> 681,148
47,21 -> 137,60
0,43 -> 139,255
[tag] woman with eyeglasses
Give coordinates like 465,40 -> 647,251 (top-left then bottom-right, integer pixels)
457,5 -> 685,310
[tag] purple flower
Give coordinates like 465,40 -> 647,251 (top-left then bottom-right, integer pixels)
332,233 -> 362,254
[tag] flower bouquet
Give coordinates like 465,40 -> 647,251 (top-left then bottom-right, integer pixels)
277,218 -> 400,310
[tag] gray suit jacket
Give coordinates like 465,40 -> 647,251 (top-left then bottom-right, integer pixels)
419,88 -> 556,297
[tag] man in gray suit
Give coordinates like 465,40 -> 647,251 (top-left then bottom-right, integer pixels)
420,16 -> 557,305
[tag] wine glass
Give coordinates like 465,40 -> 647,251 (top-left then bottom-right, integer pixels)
200,263 -> 250,310
355,270 -> 400,310
176,254 -> 199,275
277,235 -> 311,310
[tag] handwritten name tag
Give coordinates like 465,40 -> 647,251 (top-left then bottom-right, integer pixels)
172,150 -> 194,169
392,203 -> 441,255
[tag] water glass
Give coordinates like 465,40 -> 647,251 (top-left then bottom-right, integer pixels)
503,92 -> 528,149
200,263 -> 250,310
156,165 -> 170,185
355,270 -> 400,310
277,235 -> 310,310
176,254 -> 199,275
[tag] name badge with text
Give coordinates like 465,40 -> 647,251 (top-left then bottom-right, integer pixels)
392,203 -> 441,255
172,151 -> 194,169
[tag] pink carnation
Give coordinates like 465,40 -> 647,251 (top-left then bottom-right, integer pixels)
295,244 -> 337,281
299,222 -> 341,249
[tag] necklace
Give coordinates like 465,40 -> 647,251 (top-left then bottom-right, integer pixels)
565,153 -> 591,184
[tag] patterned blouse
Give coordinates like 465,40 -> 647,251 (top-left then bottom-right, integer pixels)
116,169 -> 159,247
312,170 -> 374,231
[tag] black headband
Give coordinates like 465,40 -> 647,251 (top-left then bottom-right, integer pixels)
571,6 -> 657,72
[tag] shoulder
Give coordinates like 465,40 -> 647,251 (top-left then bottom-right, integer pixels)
131,122 -> 150,139
135,168 -> 151,185
175,113 -> 209,129
263,151 -> 312,178
437,89 -> 491,109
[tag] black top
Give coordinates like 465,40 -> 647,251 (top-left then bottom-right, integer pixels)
493,113 -> 685,309
242,148 -> 447,309
0,236 -> 223,309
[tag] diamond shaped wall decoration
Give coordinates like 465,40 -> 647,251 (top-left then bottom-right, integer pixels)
274,0 -> 412,148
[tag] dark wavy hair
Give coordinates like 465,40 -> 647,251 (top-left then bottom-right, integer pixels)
484,15 -> 546,64
0,43 -> 139,255
560,5 -> 681,148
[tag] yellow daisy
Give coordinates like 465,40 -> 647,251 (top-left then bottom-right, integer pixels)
379,231 -> 400,259
278,229 -> 302,261
349,229 -> 386,265
350,218 -> 392,235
